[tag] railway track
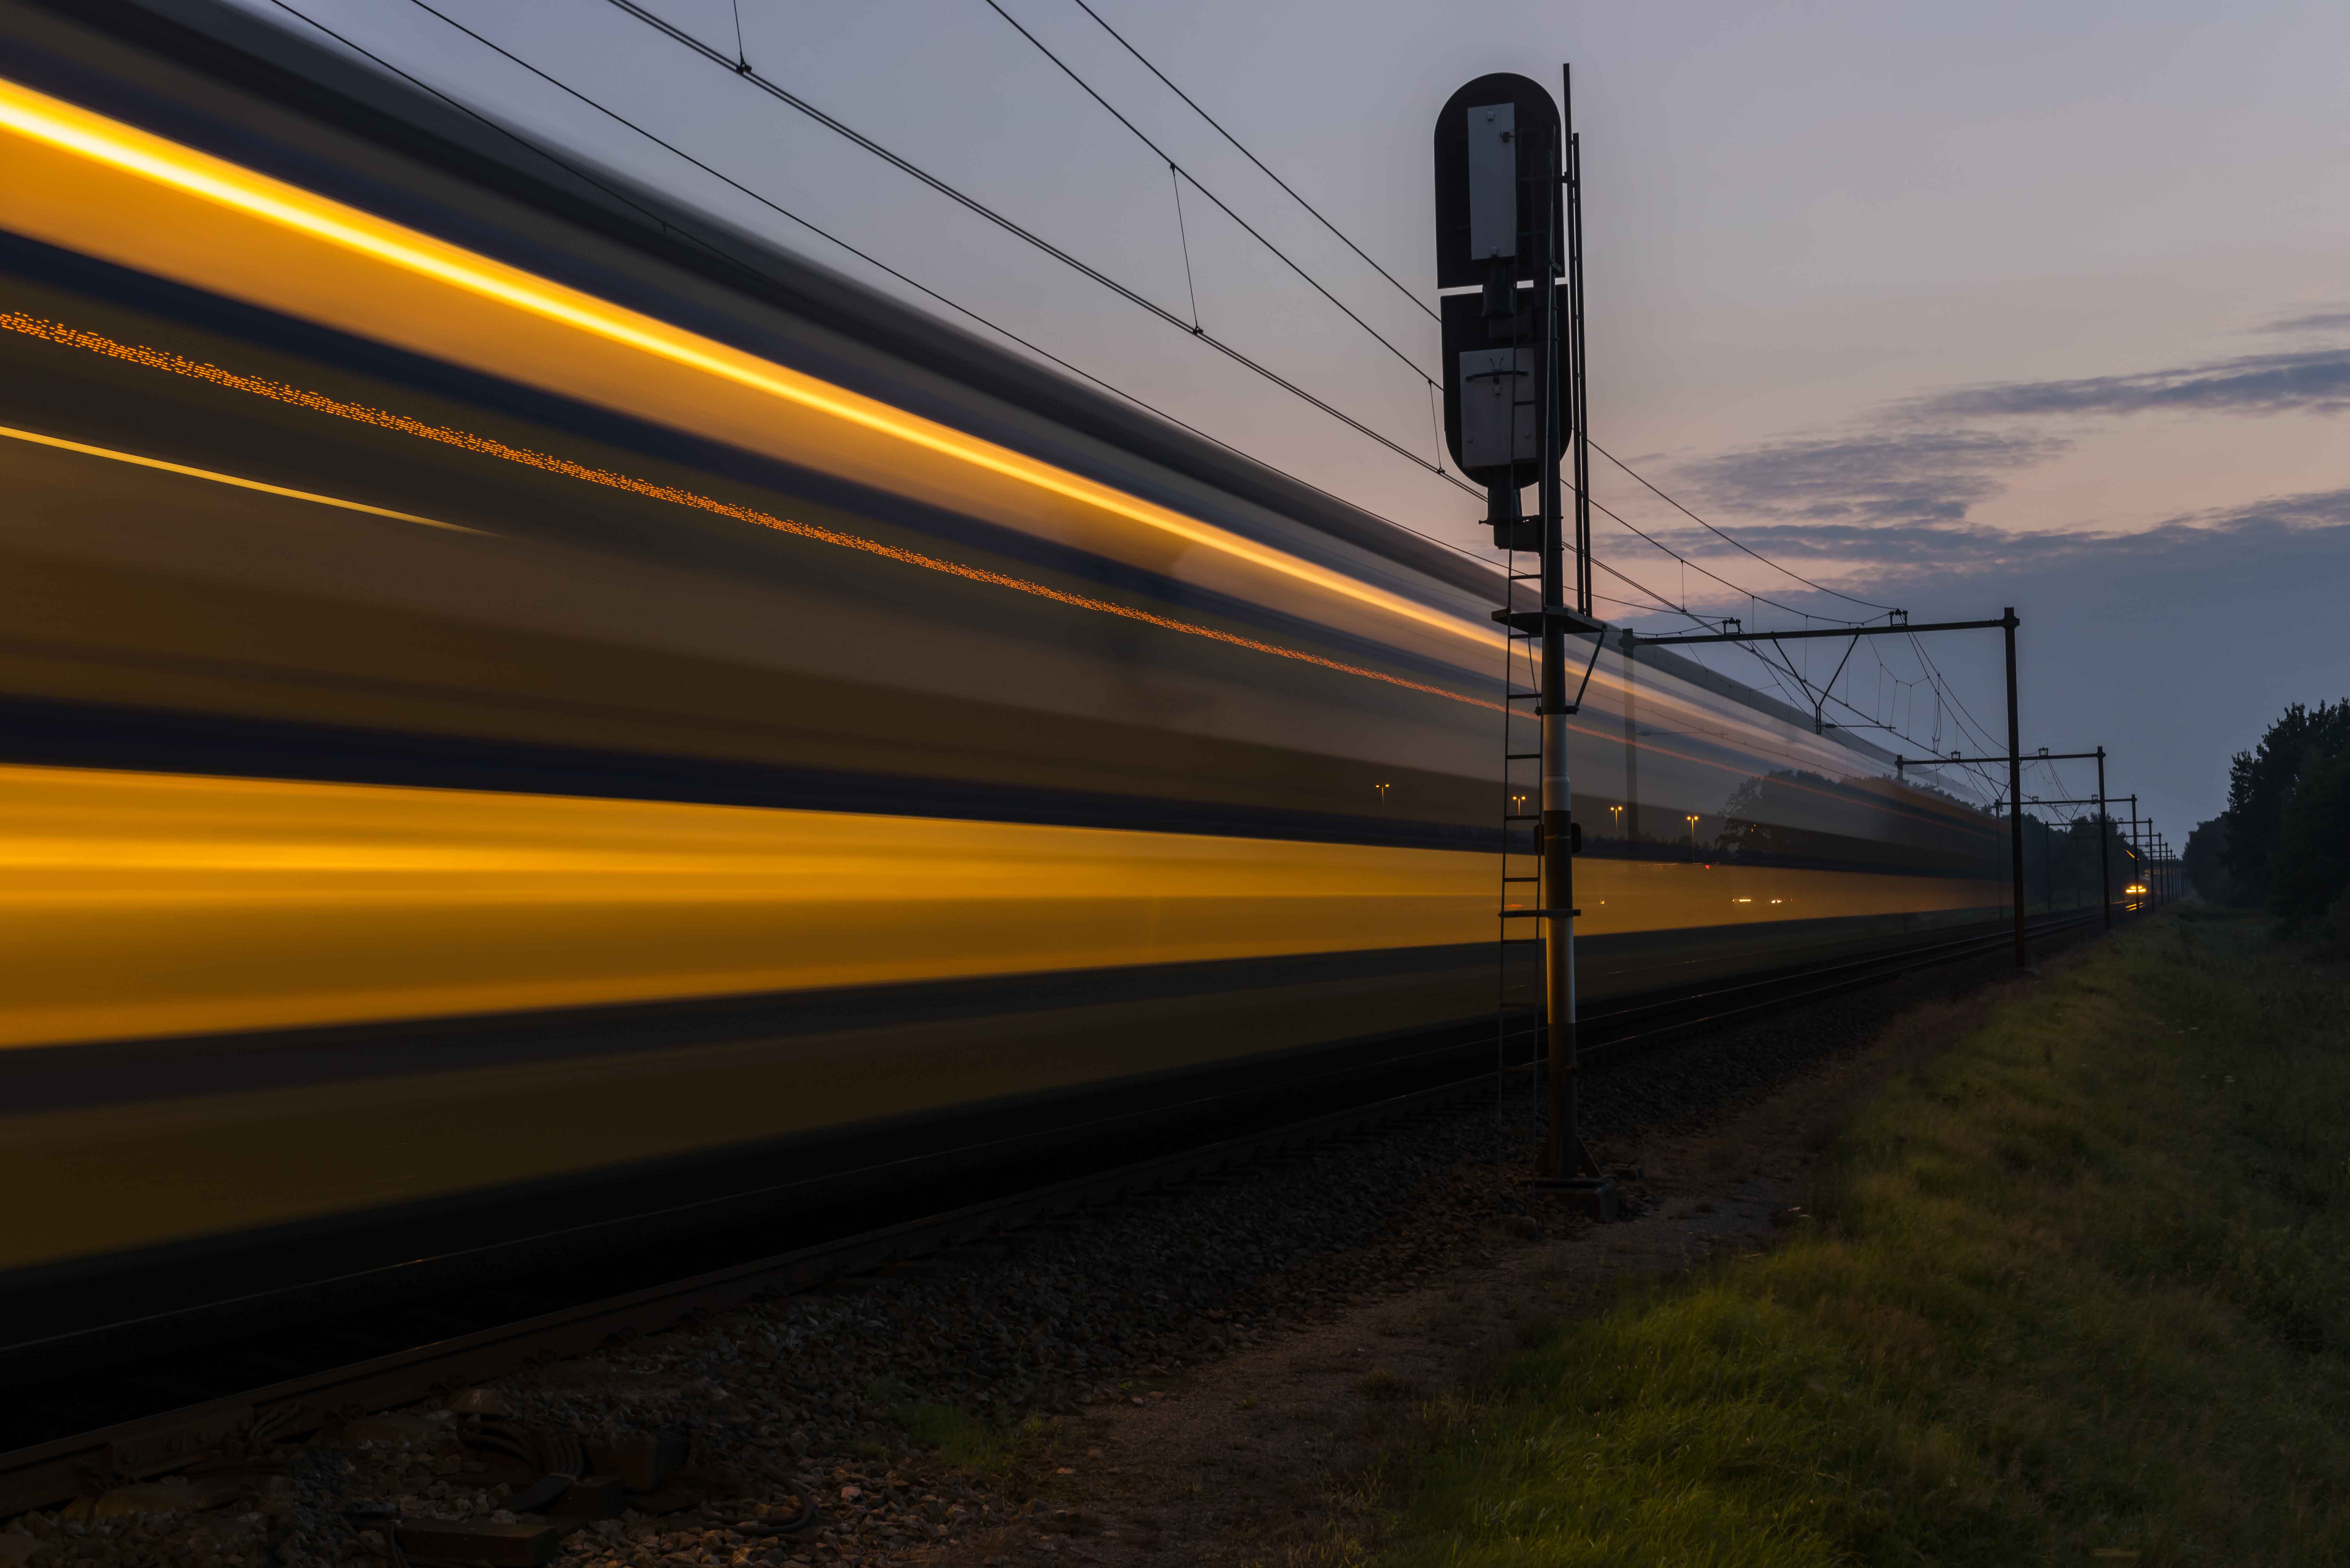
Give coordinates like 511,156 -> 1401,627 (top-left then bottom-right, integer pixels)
0,906 -> 2115,1520
1581,904 -> 2108,1061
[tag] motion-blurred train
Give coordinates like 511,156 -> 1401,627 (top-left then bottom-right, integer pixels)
0,0 -> 2004,1326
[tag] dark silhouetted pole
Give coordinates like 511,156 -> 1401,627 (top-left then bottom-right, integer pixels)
1536,115 -> 1575,1184
1565,107 -> 1590,615
2096,746 -> 2110,929
2127,795 -> 2140,908
2004,608 -> 2026,969
1620,627 -> 1638,843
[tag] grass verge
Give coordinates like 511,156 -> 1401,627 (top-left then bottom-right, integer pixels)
1380,911 -> 2350,1565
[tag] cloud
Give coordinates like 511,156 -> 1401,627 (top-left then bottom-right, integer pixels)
1625,483 -> 2350,575
1672,430 -> 2066,530
1862,483 -> 2350,577
1634,308 -> 2350,652
1626,516 -> 2053,567
1604,482 -> 2350,837
1625,310 -> 2350,835
2191,484 -> 2350,531
2255,309 -> 2350,336
1656,330 -> 2350,566
1911,346 -> 2350,420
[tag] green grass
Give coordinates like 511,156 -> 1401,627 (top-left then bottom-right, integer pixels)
1379,912 -> 2350,1566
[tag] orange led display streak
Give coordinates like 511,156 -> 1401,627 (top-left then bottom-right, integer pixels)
0,312 -> 1499,714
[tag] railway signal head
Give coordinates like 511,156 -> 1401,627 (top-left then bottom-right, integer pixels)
1432,73 -> 1564,549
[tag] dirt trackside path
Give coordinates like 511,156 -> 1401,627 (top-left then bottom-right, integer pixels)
935,978 -> 2020,1568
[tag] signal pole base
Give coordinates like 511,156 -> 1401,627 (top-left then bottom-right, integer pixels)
1533,1174 -> 1619,1221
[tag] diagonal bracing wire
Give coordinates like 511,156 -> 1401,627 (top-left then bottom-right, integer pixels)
1066,0 -> 1438,323
1908,633 -> 2005,759
1900,633 -> 2006,798
1167,163 -> 1202,331
978,0 -> 1440,387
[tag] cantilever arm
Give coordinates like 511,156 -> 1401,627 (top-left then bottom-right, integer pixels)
1813,634 -> 1861,732
1567,626 -> 1605,712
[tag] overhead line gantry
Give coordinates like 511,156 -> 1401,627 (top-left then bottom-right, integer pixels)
1629,611 -> 2046,969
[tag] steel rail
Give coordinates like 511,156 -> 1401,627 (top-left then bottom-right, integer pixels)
1579,906 -> 2104,1061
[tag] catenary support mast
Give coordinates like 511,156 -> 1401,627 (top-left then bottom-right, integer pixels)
2096,747 -> 2110,929
1535,110 -> 1578,1186
2004,609 -> 2026,969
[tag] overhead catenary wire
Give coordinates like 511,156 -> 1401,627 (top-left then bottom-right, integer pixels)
1587,440 -> 1899,613
257,0 -> 1579,639
1596,596 -> 2002,800
297,0 -> 1986,752
286,6 -> 1488,551
1606,603 -> 1980,786
1052,56 -> 2040,828
1870,644 -> 1983,790
1583,526 -> 1999,778
591,0 -> 1481,494
1591,558 -> 1714,628
605,0 -> 1924,642
1040,9 -> 1905,624
1513,506 -> 1992,788
270,0 -> 1508,576
626,0 -> 1902,631
347,0 -> 1823,654
1798,662 -> 1998,796
261,3 -> 2007,804
1907,632 -> 2007,762
1898,632 -> 2006,798
1589,490 -> 1868,627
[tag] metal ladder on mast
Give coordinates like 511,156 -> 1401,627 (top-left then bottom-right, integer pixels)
1495,547 -> 1545,1147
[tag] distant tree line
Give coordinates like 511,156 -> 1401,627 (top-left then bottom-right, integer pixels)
2187,700 -> 2350,930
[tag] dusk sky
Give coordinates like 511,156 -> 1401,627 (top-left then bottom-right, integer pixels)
234,0 -> 2350,843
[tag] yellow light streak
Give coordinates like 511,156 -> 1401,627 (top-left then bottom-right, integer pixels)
0,763 -> 2010,1053
0,422 -> 479,534
0,77 -> 1494,656
0,762 -> 1495,1049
